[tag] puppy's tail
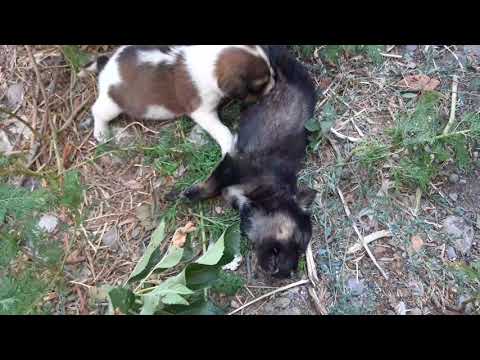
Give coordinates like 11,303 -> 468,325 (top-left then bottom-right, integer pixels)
77,55 -> 110,78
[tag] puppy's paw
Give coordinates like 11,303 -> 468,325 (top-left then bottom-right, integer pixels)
182,185 -> 204,202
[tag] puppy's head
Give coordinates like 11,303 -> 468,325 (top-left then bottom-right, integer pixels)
224,185 -> 316,278
216,46 -> 275,103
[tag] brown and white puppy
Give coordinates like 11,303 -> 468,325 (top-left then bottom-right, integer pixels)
79,45 -> 275,156
173,45 -> 317,278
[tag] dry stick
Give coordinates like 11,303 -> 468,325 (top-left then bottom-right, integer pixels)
228,279 -> 310,315
443,46 -> 465,73
336,187 -> 389,280
58,95 -> 93,133
305,242 -> 328,315
442,75 -> 459,136
347,230 -> 392,254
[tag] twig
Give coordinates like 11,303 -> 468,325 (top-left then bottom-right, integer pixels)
58,95 -> 93,133
380,53 -> 403,59
330,128 -> 360,142
443,46 -> 465,72
337,187 -> 389,280
305,242 -> 328,315
228,279 -> 309,315
0,107 -> 39,140
442,75 -> 459,135
347,230 -> 392,254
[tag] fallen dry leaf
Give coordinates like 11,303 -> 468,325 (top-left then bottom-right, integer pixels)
123,179 -> 143,190
400,74 -> 440,91
171,222 -> 197,248
411,235 -> 424,252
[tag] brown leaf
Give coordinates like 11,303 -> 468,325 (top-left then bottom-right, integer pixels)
171,222 -> 197,248
123,179 -> 143,190
411,235 -> 424,252
400,74 -> 440,91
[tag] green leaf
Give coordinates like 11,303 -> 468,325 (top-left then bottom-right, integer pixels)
305,118 -> 321,132
195,231 -> 226,265
128,220 -> 166,282
162,293 -> 189,305
218,224 -> 241,267
108,287 -> 136,314
153,245 -> 184,271
185,264 -> 221,290
62,46 -> 90,72
170,299 -> 225,315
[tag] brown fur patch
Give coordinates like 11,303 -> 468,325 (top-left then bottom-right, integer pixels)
109,47 -> 201,119
215,47 -> 271,99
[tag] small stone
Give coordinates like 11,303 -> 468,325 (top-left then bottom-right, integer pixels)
448,173 -> 460,184
347,278 -> 365,297
0,130 -> 13,155
102,226 -> 119,249
187,125 -> 209,147
275,297 -> 292,309
449,193 -> 458,202
6,83 -> 24,109
409,308 -> 422,315
442,216 -> 475,255
459,179 -> 467,184
79,116 -> 93,130
408,281 -> 424,297
395,301 -> 407,315
38,214 -> 59,233
447,246 -> 457,260
473,151 -> 479,160
230,300 -> 240,309
391,153 -> 400,161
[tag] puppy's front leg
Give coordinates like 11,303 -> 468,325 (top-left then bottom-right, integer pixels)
190,109 -> 234,156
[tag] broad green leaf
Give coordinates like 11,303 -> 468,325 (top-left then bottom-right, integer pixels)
141,293 -> 163,315
162,293 -> 189,305
108,287 -> 135,314
217,224 -> 241,267
128,220 -> 166,282
305,118 -> 321,132
62,46 -> 90,72
153,245 -> 184,271
195,231 -> 226,265
171,299 -> 225,315
185,263 -> 221,290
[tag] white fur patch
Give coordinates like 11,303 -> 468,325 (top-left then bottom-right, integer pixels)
137,49 -> 176,66
190,108 -> 234,156
247,212 -> 296,244
223,186 -> 249,208
143,105 -> 175,120
222,254 -> 243,271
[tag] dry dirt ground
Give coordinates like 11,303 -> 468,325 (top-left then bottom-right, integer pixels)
1,45 -> 479,315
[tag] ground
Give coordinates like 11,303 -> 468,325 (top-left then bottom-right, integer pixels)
0,45 -> 479,315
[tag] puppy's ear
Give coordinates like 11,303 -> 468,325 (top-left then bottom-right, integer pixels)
296,187 -> 317,212
220,76 -> 249,100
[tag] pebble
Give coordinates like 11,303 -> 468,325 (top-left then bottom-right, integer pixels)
102,226 -> 119,250
442,216 -> 475,255
449,193 -> 458,202
347,278 -> 365,297
0,130 -> 13,155
187,124 -> 209,147
37,214 -> 59,233
6,83 -> 24,108
447,246 -> 457,260
275,297 -> 292,309
448,173 -> 459,184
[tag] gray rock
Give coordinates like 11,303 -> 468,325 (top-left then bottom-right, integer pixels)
38,214 -> 59,233
442,216 -> 475,255
275,297 -> 292,309
187,125 -> 209,147
409,308 -> 422,315
79,116 -> 93,130
408,281 -> 424,297
447,246 -> 457,260
0,130 -> 13,155
449,193 -> 458,202
102,226 -> 119,250
448,173 -> 459,184
347,278 -> 365,296
6,83 -> 24,109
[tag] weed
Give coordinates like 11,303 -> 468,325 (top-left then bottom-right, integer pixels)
211,271 -> 245,296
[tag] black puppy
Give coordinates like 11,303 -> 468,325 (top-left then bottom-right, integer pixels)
179,45 -> 317,278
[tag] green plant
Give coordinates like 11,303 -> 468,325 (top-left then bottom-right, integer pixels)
106,220 -> 241,315
62,46 -> 90,73
321,45 -> 384,65
211,271 -> 245,296
305,101 -> 337,152
352,139 -> 390,173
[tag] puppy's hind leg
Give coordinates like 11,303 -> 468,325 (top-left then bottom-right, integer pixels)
91,95 -> 122,143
